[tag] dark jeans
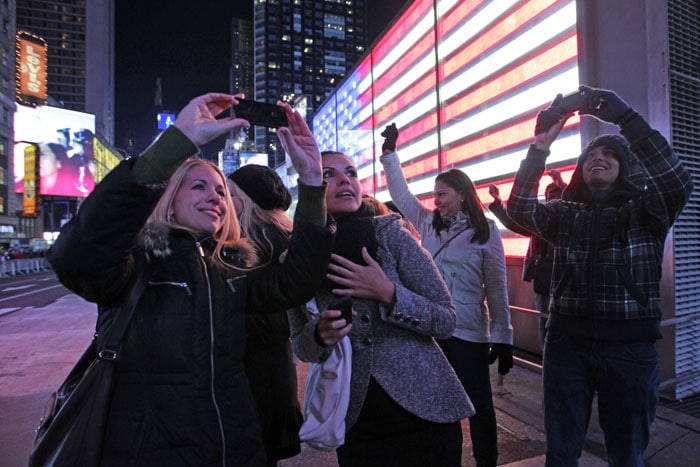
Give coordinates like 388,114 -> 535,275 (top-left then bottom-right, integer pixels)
441,337 -> 498,467
543,328 -> 659,467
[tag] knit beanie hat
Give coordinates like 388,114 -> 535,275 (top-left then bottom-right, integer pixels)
228,164 -> 292,211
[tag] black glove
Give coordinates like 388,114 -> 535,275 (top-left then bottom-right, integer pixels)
579,85 -> 634,124
381,123 -> 399,153
534,94 -> 564,135
487,343 -> 513,376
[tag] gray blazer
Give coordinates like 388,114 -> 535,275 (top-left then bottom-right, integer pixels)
289,214 -> 474,430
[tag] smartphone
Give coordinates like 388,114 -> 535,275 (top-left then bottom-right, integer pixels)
233,99 -> 288,128
328,296 -> 352,324
555,89 -> 588,113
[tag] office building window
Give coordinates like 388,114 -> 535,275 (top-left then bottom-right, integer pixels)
324,50 -> 345,75
324,14 -> 345,39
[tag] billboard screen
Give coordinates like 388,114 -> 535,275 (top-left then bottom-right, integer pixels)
14,105 -> 96,197
16,31 -> 48,107
313,0 -> 581,256
93,135 -> 123,184
157,112 -> 176,130
22,144 -> 38,215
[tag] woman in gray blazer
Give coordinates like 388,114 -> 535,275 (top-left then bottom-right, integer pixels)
289,151 -> 473,466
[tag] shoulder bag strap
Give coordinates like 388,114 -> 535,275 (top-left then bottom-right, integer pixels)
99,261 -> 151,360
432,227 -> 467,259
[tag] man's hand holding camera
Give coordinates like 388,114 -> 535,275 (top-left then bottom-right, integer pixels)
578,85 -> 635,125
534,85 -> 635,151
534,96 -> 571,151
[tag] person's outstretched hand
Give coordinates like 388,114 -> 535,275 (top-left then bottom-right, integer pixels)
549,169 -> 566,189
535,94 -> 565,135
534,95 -> 574,151
276,101 -> 322,186
174,93 -> 249,147
488,184 -> 501,203
578,85 -> 634,125
381,123 -> 399,154
488,343 -> 514,376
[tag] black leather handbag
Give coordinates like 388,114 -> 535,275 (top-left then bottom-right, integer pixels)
29,269 -> 149,467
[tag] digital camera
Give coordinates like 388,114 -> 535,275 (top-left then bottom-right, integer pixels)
555,89 -> 588,113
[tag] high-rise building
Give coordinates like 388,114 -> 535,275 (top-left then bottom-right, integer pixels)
228,17 -> 255,161
252,0 -> 368,166
14,0 -> 114,242
16,0 -> 114,142
0,0 -> 17,235
231,18 -> 254,101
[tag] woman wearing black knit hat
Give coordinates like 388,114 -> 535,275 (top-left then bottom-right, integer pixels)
227,164 -> 302,466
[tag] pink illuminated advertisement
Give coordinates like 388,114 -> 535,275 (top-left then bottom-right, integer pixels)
14,105 -> 96,197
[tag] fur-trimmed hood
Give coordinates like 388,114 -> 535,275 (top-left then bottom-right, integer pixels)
137,222 -> 257,267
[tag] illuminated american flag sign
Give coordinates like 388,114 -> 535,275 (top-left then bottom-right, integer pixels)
314,0 -> 583,255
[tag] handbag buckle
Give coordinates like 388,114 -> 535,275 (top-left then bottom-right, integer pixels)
98,348 -> 118,360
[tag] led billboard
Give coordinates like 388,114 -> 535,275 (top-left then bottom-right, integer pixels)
14,105 -> 96,197
313,0 -> 581,256
22,144 -> 38,215
157,112 -> 176,130
93,135 -> 123,184
16,31 -> 48,107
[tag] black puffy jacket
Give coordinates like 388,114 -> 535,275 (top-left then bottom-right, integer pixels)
48,132 -> 332,466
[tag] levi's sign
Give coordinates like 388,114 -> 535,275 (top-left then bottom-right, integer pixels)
16,30 -> 48,107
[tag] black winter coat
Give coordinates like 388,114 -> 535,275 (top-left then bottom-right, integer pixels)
48,158 -> 332,466
243,224 -> 303,461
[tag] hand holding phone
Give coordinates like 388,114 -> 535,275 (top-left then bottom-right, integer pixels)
328,296 -> 352,324
233,99 -> 289,128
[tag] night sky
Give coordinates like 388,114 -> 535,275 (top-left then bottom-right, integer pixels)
114,0 -> 407,156
114,1 -> 252,155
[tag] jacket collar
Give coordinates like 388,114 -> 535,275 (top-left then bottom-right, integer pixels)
137,222 -> 255,267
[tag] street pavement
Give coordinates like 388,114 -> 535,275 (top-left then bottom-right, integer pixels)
2,291 -> 700,466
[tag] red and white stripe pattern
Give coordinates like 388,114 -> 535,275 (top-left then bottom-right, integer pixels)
314,0 -> 582,256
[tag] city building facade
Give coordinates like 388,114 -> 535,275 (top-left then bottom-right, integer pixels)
12,0 -> 115,245
0,0 -> 17,239
252,0 -> 368,166
16,0 -> 114,141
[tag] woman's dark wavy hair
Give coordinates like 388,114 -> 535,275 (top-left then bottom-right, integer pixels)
431,168 -> 490,244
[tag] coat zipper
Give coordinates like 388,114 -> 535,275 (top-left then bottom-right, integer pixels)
196,241 -> 227,466
147,281 -> 192,296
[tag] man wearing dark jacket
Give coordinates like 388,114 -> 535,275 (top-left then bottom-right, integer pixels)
507,86 -> 693,466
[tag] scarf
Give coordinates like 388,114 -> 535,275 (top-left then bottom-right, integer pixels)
324,203 -> 379,291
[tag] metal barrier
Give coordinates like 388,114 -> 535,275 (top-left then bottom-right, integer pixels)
0,258 -> 51,277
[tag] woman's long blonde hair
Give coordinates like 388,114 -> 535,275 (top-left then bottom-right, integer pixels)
229,181 -> 293,266
146,158 -> 244,269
